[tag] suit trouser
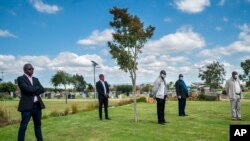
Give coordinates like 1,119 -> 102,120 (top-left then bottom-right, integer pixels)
156,96 -> 166,123
18,102 -> 43,141
178,98 -> 186,116
230,95 -> 241,119
98,96 -> 109,119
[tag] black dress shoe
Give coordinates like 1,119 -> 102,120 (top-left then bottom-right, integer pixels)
105,117 -> 111,120
158,122 -> 165,125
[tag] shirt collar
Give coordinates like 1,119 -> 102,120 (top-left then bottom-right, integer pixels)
24,73 -> 32,78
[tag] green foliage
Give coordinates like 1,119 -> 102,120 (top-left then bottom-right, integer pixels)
71,103 -> 78,114
108,6 -> 155,84
64,107 -> 70,115
50,110 -> 61,117
0,96 -> 13,101
108,7 -> 155,122
86,83 -> 94,92
72,74 -> 87,92
115,85 -> 133,93
137,97 -> 146,103
140,84 -> 153,92
50,71 -> 72,90
239,59 -> 250,87
42,114 -> 49,119
197,94 -> 218,101
0,82 -> 17,94
198,61 -> 226,89
0,107 -> 7,120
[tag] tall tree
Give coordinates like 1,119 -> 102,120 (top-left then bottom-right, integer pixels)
239,59 -> 250,87
50,71 -> 72,104
198,61 -> 226,89
86,83 -> 94,92
108,7 -> 155,122
72,74 -> 87,92
0,82 -> 17,95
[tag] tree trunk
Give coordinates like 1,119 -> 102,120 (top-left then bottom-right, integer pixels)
132,73 -> 138,122
64,85 -> 67,104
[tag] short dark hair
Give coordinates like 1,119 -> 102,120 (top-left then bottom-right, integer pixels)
99,74 -> 104,78
23,63 -> 33,71
179,74 -> 183,77
232,71 -> 237,75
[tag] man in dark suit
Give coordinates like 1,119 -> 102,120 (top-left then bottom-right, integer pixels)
175,74 -> 189,117
17,63 -> 45,141
96,74 -> 111,120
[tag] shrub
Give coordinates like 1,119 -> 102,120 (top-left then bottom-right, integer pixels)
84,103 -> 98,111
64,107 -> 70,115
0,106 -> 10,121
0,94 -> 13,101
50,110 -> 61,117
197,94 -> 218,101
137,97 -> 146,103
42,114 -> 49,119
71,103 -> 78,114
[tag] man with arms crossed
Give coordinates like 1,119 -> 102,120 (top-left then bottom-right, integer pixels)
17,63 -> 45,141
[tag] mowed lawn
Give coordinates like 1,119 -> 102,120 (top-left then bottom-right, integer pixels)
1,100 -> 250,141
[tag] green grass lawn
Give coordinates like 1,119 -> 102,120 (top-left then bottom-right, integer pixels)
0,100 -> 250,141
243,92 -> 250,99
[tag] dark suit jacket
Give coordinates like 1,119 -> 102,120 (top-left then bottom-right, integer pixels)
17,75 -> 45,112
96,80 -> 109,98
175,79 -> 188,99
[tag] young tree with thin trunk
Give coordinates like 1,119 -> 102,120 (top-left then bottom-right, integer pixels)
108,7 -> 155,122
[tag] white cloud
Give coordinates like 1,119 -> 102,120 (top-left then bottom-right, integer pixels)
0,29 -> 17,38
51,52 -> 102,68
218,0 -> 226,6
145,26 -> 205,54
216,26 -> 222,31
198,24 -> 250,58
240,56 -> 250,61
174,0 -> 210,14
223,16 -> 228,22
164,17 -> 173,23
77,29 -> 114,46
29,0 -> 61,14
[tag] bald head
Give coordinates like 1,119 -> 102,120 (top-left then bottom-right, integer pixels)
23,63 -> 34,76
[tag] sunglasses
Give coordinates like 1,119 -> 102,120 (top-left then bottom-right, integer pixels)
27,68 -> 34,71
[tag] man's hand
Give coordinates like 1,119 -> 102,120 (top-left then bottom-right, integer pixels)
178,96 -> 181,99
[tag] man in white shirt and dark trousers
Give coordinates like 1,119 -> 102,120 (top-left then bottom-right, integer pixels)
152,70 -> 168,125
225,71 -> 242,120
96,74 -> 111,120
17,63 -> 45,141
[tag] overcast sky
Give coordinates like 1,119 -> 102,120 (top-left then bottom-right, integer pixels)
0,0 -> 250,87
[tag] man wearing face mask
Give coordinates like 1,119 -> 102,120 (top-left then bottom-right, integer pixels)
152,70 -> 168,125
175,74 -> 189,117
225,71 -> 242,120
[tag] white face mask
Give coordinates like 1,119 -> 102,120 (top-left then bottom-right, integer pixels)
234,75 -> 238,79
179,77 -> 183,80
161,74 -> 166,78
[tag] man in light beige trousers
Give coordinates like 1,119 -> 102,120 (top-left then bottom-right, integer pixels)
225,71 -> 242,120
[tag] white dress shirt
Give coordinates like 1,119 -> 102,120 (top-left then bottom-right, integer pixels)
25,74 -> 38,102
101,80 -> 107,95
